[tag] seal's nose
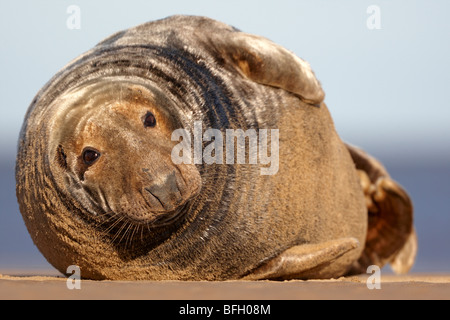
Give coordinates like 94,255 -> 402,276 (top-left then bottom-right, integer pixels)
144,170 -> 183,211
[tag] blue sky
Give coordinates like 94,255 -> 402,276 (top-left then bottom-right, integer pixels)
1,0 -> 449,163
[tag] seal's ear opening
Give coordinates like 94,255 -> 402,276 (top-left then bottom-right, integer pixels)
56,145 -> 68,170
206,32 -> 325,106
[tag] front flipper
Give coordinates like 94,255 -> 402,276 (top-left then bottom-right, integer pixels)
243,238 -> 360,281
203,28 -> 325,105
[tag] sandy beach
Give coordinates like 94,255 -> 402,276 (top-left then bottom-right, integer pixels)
0,271 -> 448,300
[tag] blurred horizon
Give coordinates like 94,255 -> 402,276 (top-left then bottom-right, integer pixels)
1,0 -> 449,273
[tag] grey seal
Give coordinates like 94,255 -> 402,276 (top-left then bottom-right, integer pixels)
16,15 -> 416,280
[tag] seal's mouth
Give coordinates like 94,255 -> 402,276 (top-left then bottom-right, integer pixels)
120,201 -> 190,227
146,202 -> 190,227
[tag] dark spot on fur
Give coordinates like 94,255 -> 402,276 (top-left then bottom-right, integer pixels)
57,145 -> 68,169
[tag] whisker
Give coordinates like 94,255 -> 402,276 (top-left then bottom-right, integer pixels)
98,214 -> 123,235
120,221 -> 134,247
140,224 -> 145,243
111,217 -> 129,244
127,224 -> 139,248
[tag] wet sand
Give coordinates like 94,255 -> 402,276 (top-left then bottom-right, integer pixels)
0,271 -> 448,300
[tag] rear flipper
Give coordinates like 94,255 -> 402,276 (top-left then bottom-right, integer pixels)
243,238 -> 360,280
346,144 -> 417,275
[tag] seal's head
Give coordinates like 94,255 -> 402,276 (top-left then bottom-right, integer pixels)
48,78 -> 202,226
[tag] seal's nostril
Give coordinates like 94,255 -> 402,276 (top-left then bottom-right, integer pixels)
144,171 -> 183,211
166,171 -> 180,194
145,188 -> 165,209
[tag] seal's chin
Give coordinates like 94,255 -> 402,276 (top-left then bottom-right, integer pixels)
96,201 -> 191,251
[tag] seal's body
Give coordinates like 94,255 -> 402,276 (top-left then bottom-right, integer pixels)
16,16 -> 416,280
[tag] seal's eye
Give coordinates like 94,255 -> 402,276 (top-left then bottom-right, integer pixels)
82,148 -> 101,165
143,111 -> 157,128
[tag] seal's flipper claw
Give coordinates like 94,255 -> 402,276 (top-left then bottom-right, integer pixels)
243,238 -> 360,280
